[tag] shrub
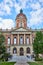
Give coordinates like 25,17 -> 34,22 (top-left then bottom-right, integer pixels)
35,57 -> 43,61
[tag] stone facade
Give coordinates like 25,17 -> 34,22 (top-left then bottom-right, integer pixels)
0,9 -> 43,56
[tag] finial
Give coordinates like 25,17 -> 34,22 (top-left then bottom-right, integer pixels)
20,9 -> 23,13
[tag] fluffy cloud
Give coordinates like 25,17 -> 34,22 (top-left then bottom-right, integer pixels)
0,0 -> 43,29
0,0 -> 29,14
0,0 -> 13,15
28,8 -> 43,28
0,18 -> 14,29
14,0 -> 29,13
31,2 -> 41,10
39,0 -> 43,2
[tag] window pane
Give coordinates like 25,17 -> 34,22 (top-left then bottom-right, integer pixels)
20,37 -> 23,44
14,37 -> 16,44
26,37 -> 29,44
8,37 -> 10,44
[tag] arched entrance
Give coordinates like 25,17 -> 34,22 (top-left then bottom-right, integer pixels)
20,47 -> 24,56
26,47 -> 30,53
13,47 -> 17,54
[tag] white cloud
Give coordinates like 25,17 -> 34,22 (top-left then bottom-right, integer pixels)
31,2 -> 41,10
3,0 -> 13,7
0,18 -> 14,29
4,5 -> 11,14
28,8 -> 43,28
0,0 -> 43,29
14,2 -> 21,13
13,0 -> 29,13
39,0 -> 43,2
0,0 -> 13,15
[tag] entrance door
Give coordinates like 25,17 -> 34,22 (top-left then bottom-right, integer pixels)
20,48 -> 24,56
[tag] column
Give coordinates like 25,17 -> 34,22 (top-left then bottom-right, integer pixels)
30,34 -> 32,45
24,34 -> 25,44
18,34 -> 19,45
30,34 -> 33,55
11,34 -> 13,45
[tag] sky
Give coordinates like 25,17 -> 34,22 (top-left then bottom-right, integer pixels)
0,0 -> 43,29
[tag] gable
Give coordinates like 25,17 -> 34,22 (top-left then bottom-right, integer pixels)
14,28 -> 28,32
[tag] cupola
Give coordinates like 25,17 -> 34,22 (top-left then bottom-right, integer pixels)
16,9 -> 27,28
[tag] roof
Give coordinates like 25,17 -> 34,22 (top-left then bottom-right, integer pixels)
16,9 -> 27,20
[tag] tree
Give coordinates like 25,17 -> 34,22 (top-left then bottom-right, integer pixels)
33,31 -> 43,59
0,34 -> 6,61
0,34 -> 11,61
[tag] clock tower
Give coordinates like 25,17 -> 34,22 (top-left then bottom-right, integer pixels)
16,9 -> 27,28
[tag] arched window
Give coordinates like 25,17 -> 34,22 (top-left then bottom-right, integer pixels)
26,47 -> 30,53
26,37 -> 29,44
14,37 -> 16,44
20,37 -> 23,44
8,37 -> 10,45
13,47 -> 17,54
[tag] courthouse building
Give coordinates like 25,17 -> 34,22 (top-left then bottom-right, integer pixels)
0,10 -> 43,56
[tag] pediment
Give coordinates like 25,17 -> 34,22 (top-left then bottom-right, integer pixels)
14,27 -> 29,32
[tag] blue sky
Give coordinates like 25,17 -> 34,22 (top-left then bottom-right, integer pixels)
0,0 -> 43,29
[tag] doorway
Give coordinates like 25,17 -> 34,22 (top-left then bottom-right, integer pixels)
20,48 -> 24,56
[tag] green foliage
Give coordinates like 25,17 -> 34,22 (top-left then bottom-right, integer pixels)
35,57 -> 43,61
0,34 -> 6,55
0,62 -> 16,65
33,31 -> 43,58
0,34 -> 5,44
0,34 -> 10,61
28,62 -> 43,65
0,34 -> 11,61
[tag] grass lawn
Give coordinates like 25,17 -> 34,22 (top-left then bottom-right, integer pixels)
28,61 -> 43,65
0,62 -> 16,65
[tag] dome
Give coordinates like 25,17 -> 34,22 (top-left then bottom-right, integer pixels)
16,9 -> 27,20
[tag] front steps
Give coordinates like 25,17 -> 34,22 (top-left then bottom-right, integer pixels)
8,55 -> 35,62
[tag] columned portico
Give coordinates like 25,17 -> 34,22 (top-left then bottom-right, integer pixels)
10,33 -> 32,45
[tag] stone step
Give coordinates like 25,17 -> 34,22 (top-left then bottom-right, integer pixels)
8,56 -> 34,62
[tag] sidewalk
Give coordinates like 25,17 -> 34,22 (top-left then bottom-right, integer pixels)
14,62 -> 29,65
